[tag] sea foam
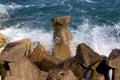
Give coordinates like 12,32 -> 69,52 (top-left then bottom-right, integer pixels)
0,21 -> 120,57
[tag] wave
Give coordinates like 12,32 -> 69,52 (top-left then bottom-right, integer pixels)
0,21 -> 120,56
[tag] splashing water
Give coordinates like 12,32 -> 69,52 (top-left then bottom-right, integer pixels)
1,21 -> 120,57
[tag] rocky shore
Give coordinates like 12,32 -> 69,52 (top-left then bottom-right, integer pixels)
0,16 -> 119,80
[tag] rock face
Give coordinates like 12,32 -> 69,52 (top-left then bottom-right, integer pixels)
29,42 -> 61,72
51,16 -> 72,60
50,43 -> 102,80
0,33 -> 9,48
48,69 -> 78,80
107,49 -> 120,80
0,41 -> 48,80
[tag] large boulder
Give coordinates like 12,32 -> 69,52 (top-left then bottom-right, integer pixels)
48,69 -> 78,80
51,16 -> 72,60
75,43 -> 102,68
0,41 -> 48,80
29,42 -> 61,72
107,49 -> 120,80
50,43 -> 102,80
0,33 -> 9,48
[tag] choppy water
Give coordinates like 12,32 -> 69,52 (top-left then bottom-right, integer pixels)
0,0 -> 120,56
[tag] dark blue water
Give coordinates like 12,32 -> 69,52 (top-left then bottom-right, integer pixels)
0,0 -> 120,29
0,0 -> 120,56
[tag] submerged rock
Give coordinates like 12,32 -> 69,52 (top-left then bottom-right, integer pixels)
51,16 -> 72,60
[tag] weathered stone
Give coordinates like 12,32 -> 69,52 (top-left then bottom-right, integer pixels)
52,57 -> 87,80
0,64 -> 10,80
50,43 -> 102,80
29,42 -> 61,72
107,49 -> 120,69
0,42 -> 48,80
53,57 -> 88,80
15,38 -> 31,57
107,49 -> 120,80
5,76 -> 19,80
89,62 -> 105,80
48,69 -> 78,80
112,69 -> 120,80
51,16 -> 72,60
75,43 -> 102,68
0,33 -> 9,48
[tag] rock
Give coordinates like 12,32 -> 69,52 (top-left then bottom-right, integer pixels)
29,42 -> 61,72
51,43 -> 102,80
75,43 -> 102,68
48,69 -> 78,80
89,62 -> 105,80
0,64 -> 10,80
51,16 -> 72,60
0,42 -> 48,80
5,76 -> 19,80
107,49 -> 120,80
112,69 -> 120,80
0,33 -> 9,48
52,57 -> 87,80
15,38 -> 31,57
107,49 -> 120,69
96,56 -> 111,80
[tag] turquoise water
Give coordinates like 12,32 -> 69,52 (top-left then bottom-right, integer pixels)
0,0 -> 120,56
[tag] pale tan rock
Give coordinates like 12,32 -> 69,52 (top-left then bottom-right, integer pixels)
0,33 -> 9,48
0,42 -> 48,80
5,76 -> 19,80
51,16 -> 72,60
29,42 -> 61,72
48,69 -> 78,80
15,38 -> 31,57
